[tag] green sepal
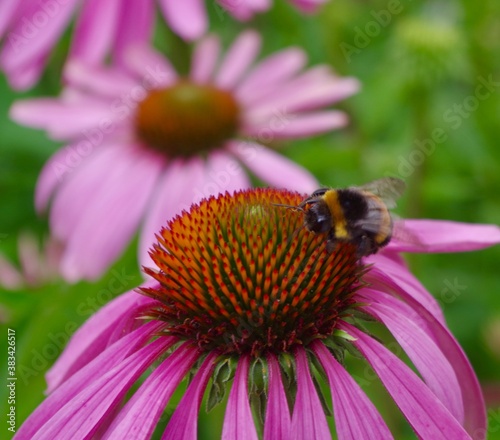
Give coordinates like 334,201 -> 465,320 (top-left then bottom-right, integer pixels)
206,356 -> 237,413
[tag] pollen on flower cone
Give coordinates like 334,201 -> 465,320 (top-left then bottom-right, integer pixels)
141,189 -> 362,357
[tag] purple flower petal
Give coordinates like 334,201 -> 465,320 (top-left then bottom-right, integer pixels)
215,31 -> 261,89
359,275 -> 486,437
312,341 -> 393,440
15,323 -> 170,440
263,355 -> 291,440
290,0 -> 328,13
366,254 -> 446,324
236,48 -> 306,104
206,151 -> 251,195
244,111 -> 348,139
69,0 -> 121,64
46,290 -> 156,392
123,46 -> 178,87
389,219 -> 500,253
228,142 -> 318,193
158,0 -> 207,41
222,356 -> 258,440
342,323 -> 473,440
361,290 -> 464,422
102,345 -> 203,440
60,146 -> 164,281
31,337 -> 173,440
190,35 -> 221,83
139,158 -> 206,271
291,348 -> 332,440
161,353 -> 216,440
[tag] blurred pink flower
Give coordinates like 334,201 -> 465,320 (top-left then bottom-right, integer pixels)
0,0 -> 328,89
11,31 -> 359,282
14,189 -> 500,440
0,232 -> 62,289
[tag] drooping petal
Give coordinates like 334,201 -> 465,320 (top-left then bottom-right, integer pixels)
102,345 -> 203,440
162,353 -> 216,440
361,291 -> 464,422
358,275 -> 486,438
46,290 -> 156,392
31,338 -> 173,440
291,348 -> 332,440
138,158 -> 206,271
60,146 -> 164,281
366,254 -> 446,324
158,0 -> 208,41
190,35 -> 221,84
342,323 -> 472,440
16,323 -> 170,440
215,31 -> 261,89
228,142 -> 318,192
263,355 -> 291,440
69,0 -> 121,64
222,356 -> 258,440
312,341 -> 393,440
0,254 -> 21,289
389,219 -> 500,253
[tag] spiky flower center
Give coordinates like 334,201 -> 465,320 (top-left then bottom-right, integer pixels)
135,81 -> 240,157
141,189 -> 363,357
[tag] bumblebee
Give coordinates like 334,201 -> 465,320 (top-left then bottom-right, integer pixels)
290,177 -> 406,257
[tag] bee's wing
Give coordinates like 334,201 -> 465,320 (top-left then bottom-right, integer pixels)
355,177 -> 406,209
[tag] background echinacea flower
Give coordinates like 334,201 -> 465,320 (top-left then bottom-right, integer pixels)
0,232 -> 61,289
16,189 -> 500,440
0,0 -> 328,90
10,30 -> 359,282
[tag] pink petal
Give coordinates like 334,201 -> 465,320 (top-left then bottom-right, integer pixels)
162,353 -> 216,440
103,345 -> 202,440
361,291 -> 464,422
291,348 -> 331,440
1,51 -> 47,89
263,355 -> 291,440
290,0 -> 328,13
60,146 -> 164,281
244,111 -> 348,139
139,158 -> 206,271
112,1 -> 154,62
389,219 -> 500,253
46,290 -> 156,393
222,356 -> 258,440
0,2 -> 19,36
32,337 -> 172,440
190,35 -> 221,83
359,276 -> 486,437
0,255 -> 22,289
16,323 -> 169,440
123,45 -> 178,87
10,98 -> 117,140
228,142 -> 318,192
18,232 -> 42,285
215,31 -> 261,89
312,341 -> 393,440
69,0 -> 121,64
342,323 -> 472,440
158,0 -> 207,41
206,151 -> 251,195
366,254 -> 446,324
0,0 -> 79,72
236,48 -> 307,103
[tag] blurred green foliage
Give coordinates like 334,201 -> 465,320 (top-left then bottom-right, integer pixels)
1,0 -> 499,439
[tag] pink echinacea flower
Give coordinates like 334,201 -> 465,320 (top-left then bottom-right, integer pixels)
0,0 -> 328,89
10,31 -> 359,282
15,189 -> 500,440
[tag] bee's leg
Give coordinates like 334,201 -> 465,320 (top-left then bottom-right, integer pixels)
355,235 -> 376,257
326,231 -> 337,253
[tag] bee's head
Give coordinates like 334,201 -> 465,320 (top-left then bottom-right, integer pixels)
303,200 -> 332,234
